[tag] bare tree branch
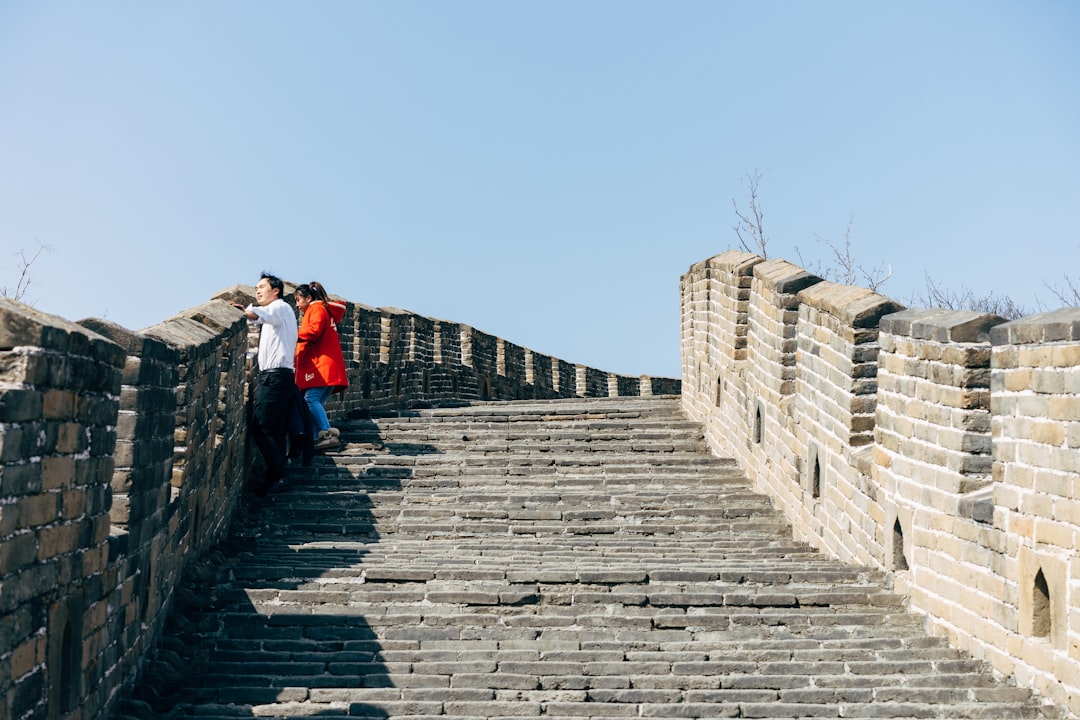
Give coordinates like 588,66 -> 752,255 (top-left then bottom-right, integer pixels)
910,274 -> 1028,320
796,216 -> 892,292
2,242 -> 51,305
1042,248 -> 1080,307
731,170 -> 769,257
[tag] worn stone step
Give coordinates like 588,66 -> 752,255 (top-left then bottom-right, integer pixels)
116,396 -> 1063,720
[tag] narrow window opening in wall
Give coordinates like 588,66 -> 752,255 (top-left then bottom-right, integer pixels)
481,377 -> 492,401
452,374 -> 459,395
892,520 -> 908,571
423,369 -> 430,393
753,405 -> 763,445
811,455 -> 821,499
60,620 -> 77,712
393,371 -> 402,396
1032,569 -> 1051,638
141,557 -> 153,622
715,378 -> 723,407
191,499 -> 201,541
362,372 -> 372,399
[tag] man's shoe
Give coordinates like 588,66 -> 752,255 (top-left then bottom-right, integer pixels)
264,477 -> 291,494
287,435 -> 308,459
252,467 -> 291,497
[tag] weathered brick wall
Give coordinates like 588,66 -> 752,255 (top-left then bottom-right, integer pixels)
139,301 -> 250,554
1,283 -> 678,720
1,295 -> 250,720
225,284 -> 678,415
989,310 -> 1080,709
791,282 -> 903,567
681,251 -> 1080,716
878,307 -> 1080,714
0,300 -> 124,720
76,318 -> 180,719
680,251 -> 760,462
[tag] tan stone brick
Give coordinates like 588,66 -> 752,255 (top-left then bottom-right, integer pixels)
56,421 -> 83,454
1034,519 -> 1074,550
9,635 -> 44,678
1004,368 -> 1033,392
1008,513 -> 1035,540
1053,344 -> 1080,368
41,389 -> 75,420
37,523 -> 78,562
40,455 -> 75,492
17,492 -> 59,528
1047,397 -> 1080,423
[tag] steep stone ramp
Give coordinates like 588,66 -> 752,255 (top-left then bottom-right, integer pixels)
118,396 -> 1062,719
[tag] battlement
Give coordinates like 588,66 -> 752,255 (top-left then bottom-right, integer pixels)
5,257 -> 1079,719
0,288 -> 676,720
681,250 -> 1080,716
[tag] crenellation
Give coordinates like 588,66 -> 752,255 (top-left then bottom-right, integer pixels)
408,313 -> 436,365
687,260 -> 1080,716
554,358 -> 576,396
11,252 -> 1080,718
2,283 -> 679,720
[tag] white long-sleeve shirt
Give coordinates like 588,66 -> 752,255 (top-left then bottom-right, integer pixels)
247,298 -> 298,371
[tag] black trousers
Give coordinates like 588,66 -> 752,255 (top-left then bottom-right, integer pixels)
251,368 -> 295,484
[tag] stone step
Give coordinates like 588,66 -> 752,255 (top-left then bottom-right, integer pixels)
116,397 -> 1063,719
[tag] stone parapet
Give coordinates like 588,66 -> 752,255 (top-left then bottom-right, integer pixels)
680,251 -> 1080,716
1,299 -> 124,720
0,281 -> 679,720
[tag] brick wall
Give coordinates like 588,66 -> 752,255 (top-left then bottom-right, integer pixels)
0,301 -> 124,720
0,283 -> 678,720
681,252 -> 1080,716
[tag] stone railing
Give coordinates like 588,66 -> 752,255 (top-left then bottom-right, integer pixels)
681,249 -> 1080,716
0,288 -> 678,720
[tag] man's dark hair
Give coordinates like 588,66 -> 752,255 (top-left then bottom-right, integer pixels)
260,272 -> 285,299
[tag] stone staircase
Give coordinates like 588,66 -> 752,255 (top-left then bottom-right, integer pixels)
118,396 -> 1063,719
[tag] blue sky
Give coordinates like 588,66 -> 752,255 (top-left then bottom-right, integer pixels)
2,2 -> 1078,378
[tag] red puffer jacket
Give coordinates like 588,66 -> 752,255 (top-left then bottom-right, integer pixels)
295,301 -> 348,391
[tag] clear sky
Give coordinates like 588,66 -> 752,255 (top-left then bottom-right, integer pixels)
2,2 -> 1077,378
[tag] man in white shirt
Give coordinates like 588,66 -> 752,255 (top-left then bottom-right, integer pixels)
232,272 -> 299,495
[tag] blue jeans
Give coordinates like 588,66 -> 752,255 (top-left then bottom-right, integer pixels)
304,386 -> 334,434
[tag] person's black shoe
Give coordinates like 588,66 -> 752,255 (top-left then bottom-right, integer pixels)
288,433 -> 314,459
252,469 -> 288,497
264,477 -> 291,495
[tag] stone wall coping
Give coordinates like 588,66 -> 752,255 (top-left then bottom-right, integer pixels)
378,307 -> 414,317
429,316 -> 464,327
211,284 -> 255,305
0,297 -> 124,365
879,308 -> 1005,343
990,307 -> 1080,346
78,318 -> 177,362
686,250 -> 763,277
752,258 -> 823,296
152,300 -> 245,335
142,314 -> 227,350
797,281 -> 906,329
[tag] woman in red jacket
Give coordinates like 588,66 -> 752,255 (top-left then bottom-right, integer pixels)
294,282 -> 348,451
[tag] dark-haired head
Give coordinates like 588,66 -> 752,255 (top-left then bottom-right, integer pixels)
260,272 -> 285,298
296,281 -> 329,304
308,281 -> 329,302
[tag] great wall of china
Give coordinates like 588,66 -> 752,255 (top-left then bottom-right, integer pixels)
1,252 -> 1079,718
0,282 -> 676,720
681,251 -> 1080,716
